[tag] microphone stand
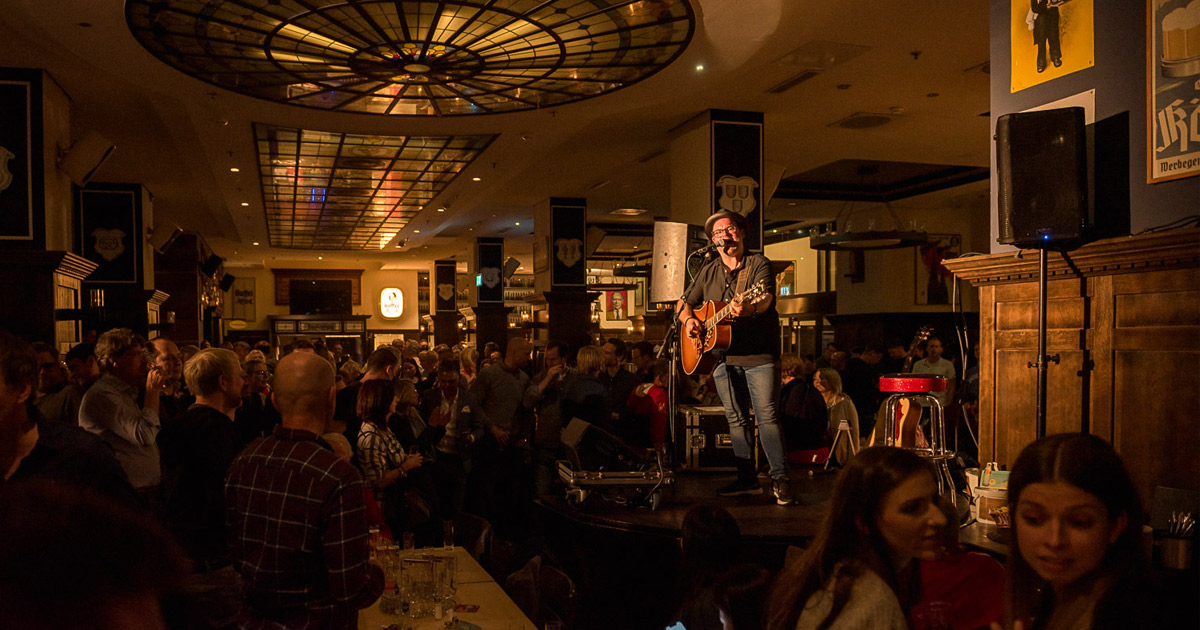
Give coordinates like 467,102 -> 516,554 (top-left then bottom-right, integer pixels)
655,245 -> 714,470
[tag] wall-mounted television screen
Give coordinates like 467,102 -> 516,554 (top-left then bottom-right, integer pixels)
289,279 -> 352,315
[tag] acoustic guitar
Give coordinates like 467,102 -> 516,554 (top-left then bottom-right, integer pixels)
868,326 -> 933,448
679,280 -> 769,375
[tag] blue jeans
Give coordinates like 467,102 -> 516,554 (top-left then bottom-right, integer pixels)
711,361 -> 788,480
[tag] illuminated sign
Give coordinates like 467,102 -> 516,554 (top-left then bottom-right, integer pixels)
380,287 -> 404,319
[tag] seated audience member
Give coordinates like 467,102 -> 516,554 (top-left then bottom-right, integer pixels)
64,341 -> 102,395
814,367 -> 859,465
419,358 -> 487,517
996,433 -> 1188,630
355,379 -> 430,541
715,563 -> 774,630
225,351 -> 384,629
157,348 -> 245,628
671,505 -> 742,630
150,337 -> 194,425
625,358 -> 670,450
559,345 -> 612,432
766,447 -> 948,630
79,328 -> 168,502
0,481 -> 189,630
1,331 -> 136,505
779,355 -> 828,451
911,499 -> 1003,630
32,342 -> 80,425
235,357 -> 281,445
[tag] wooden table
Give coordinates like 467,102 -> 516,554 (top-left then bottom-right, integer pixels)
959,520 -> 1009,559
359,546 -> 535,630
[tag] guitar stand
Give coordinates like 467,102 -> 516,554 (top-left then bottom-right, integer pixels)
824,418 -> 858,470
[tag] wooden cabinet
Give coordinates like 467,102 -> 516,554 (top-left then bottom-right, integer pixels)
944,229 -> 1200,501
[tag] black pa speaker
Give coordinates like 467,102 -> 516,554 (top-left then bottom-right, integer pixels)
200,254 -> 224,277
996,107 -> 1089,250
218,273 -> 236,291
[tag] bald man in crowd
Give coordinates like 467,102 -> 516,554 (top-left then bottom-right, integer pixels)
225,351 -> 383,629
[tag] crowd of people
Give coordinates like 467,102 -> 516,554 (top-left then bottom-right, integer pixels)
0,325 -> 1186,630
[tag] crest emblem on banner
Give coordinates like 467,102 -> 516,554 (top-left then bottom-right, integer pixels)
554,238 -> 583,267
716,175 -> 758,215
91,228 -> 127,261
480,266 -> 501,289
0,146 -> 14,193
437,283 -> 455,302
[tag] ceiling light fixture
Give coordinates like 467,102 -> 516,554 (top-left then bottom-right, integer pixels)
610,207 -> 647,216
437,207 -> 445,212
230,167 -> 240,172
808,165 -> 928,251
472,177 -> 481,182
252,241 -> 260,246
240,202 -> 250,206
696,64 -> 704,71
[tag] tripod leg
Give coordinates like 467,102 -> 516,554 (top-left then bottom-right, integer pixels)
825,430 -> 842,471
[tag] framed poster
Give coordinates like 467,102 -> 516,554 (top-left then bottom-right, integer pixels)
915,234 -> 961,305
1147,0 -> 1200,183
605,290 -> 629,321
1010,0 -> 1095,92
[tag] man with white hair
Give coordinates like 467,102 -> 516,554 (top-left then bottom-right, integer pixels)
225,351 -> 383,629
157,348 -> 245,626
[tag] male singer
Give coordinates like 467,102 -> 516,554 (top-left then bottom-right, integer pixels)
677,210 -> 792,505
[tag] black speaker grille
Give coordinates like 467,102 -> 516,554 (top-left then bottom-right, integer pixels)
996,107 -> 1089,249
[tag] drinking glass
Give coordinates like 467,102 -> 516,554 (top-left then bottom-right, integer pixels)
443,519 -> 455,549
402,531 -> 415,551
400,557 -> 434,618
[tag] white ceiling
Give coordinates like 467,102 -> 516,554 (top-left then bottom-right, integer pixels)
0,0 -> 992,270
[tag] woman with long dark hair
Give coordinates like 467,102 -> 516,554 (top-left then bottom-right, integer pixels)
355,379 -> 427,537
670,505 -> 742,630
995,433 -> 1166,630
766,447 -> 947,630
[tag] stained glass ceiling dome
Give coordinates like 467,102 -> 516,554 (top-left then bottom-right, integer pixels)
126,0 -> 695,116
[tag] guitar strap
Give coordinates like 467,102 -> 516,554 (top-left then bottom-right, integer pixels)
733,258 -> 750,299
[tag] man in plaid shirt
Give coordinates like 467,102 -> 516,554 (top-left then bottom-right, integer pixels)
225,351 -> 383,629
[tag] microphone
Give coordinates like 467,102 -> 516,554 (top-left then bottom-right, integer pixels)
695,238 -> 729,255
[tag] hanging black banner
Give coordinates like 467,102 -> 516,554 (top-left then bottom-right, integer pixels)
710,110 -> 764,252
433,260 -> 457,314
550,197 -> 586,288
476,237 -> 504,304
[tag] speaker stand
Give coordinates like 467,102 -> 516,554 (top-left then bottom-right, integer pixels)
1029,248 -> 1060,438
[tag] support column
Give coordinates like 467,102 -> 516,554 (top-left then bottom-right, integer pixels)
432,259 -> 460,347
472,237 -> 511,353
534,197 -> 595,355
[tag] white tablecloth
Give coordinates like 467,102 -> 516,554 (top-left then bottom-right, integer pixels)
358,546 -> 535,630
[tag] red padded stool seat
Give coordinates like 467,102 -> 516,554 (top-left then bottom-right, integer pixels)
878,374 -> 948,393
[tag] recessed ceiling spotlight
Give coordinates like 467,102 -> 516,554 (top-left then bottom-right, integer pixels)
252,242 -> 259,246
472,177 -> 481,181
437,207 -> 445,212
230,167 -> 240,173
240,202 -> 249,206
695,64 -> 704,71
414,230 -> 420,233
318,256 -> 323,260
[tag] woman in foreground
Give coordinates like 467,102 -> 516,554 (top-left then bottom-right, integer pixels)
766,446 -> 947,630
992,433 -> 1179,630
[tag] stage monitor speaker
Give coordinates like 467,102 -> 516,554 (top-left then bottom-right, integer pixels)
148,224 -> 183,254
200,254 -> 224,276
218,273 -> 236,292
996,107 -> 1089,250
649,221 -> 708,303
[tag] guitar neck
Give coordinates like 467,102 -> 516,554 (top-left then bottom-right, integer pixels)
706,287 -> 755,328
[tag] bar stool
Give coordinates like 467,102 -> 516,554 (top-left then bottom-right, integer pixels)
878,374 -> 956,495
